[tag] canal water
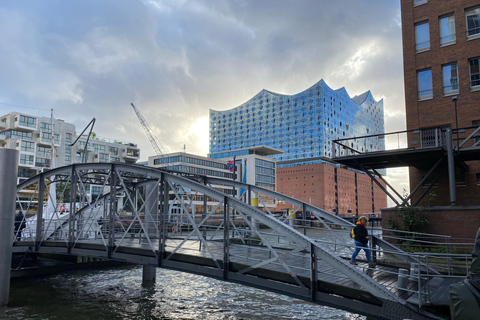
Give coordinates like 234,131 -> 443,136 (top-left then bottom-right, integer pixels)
1,265 -> 364,320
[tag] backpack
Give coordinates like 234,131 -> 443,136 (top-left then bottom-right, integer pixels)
350,228 -> 355,239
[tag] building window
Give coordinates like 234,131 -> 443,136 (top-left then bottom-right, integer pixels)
98,153 -> 109,163
20,140 -> 35,153
473,120 -> 480,144
19,154 -> 34,166
37,146 -> 49,157
417,69 -> 433,100
19,115 -> 36,128
65,133 -> 72,144
442,63 -> 459,95
109,146 -> 118,155
469,57 -> 480,90
415,21 -> 430,52
413,0 -> 427,6
439,14 -> 456,46
35,157 -> 50,168
40,122 -> 52,132
466,6 -> 480,39
93,144 -> 105,152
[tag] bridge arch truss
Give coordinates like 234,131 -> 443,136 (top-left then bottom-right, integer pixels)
13,163 -> 440,320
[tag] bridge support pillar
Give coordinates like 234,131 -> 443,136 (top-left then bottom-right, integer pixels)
0,149 -> 18,305
142,265 -> 156,286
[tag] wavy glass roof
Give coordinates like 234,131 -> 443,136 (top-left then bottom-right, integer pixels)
209,80 -> 384,164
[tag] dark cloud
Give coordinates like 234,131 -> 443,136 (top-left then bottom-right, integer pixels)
0,0 -> 408,194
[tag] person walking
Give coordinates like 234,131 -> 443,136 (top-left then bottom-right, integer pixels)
14,211 -> 26,240
350,215 -> 375,267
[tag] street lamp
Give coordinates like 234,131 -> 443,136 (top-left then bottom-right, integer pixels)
452,96 -> 459,152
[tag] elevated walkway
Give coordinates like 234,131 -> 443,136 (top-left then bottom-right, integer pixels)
332,126 -> 480,206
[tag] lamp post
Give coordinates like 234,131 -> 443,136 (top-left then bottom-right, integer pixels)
452,96 -> 459,152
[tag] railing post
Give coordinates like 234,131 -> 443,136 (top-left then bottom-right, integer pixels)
145,180 -> 159,241
310,243 -> 317,301
445,128 -> 457,205
200,177 -> 207,251
302,203 -> 307,236
159,173 -> 169,265
35,174 -> 45,251
0,148 -> 18,306
68,165 -> 77,253
223,196 -> 230,280
107,165 -> 117,258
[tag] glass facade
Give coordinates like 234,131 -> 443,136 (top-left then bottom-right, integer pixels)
209,80 -> 384,163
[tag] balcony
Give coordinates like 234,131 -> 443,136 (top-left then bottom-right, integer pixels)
14,117 -> 37,131
122,147 -> 140,160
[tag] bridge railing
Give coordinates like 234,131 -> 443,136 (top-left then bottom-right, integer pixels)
332,126 -> 449,158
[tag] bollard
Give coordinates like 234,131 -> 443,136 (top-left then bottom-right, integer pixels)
0,149 -> 19,305
397,268 -> 409,291
409,262 -> 419,281
142,265 -> 156,286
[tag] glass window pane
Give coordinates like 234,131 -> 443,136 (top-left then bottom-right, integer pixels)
418,69 -> 433,100
442,63 -> 459,94
440,15 -> 456,45
415,21 -> 430,51
466,7 -> 480,37
414,0 -> 427,6
470,57 -> 480,88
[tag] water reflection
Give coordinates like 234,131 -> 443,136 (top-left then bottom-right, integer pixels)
2,266 -> 364,319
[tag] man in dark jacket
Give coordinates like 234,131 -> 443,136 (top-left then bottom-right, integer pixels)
14,211 -> 26,240
350,215 -> 375,267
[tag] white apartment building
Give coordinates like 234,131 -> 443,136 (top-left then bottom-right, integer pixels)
0,111 -> 140,184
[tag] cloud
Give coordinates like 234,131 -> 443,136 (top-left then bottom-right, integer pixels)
0,0 -> 408,193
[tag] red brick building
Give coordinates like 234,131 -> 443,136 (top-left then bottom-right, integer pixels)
401,0 -> 480,206
276,162 -> 387,216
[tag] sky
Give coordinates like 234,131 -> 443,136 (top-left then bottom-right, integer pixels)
0,0 -> 409,201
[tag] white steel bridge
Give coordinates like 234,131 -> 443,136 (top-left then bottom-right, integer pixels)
11,163 -> 469,320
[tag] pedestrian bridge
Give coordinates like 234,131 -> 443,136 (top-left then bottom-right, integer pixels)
12,163 -> 470,320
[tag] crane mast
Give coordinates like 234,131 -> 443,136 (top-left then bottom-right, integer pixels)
130,103 -> 167,157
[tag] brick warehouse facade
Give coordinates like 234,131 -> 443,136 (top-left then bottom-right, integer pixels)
401,0 -> 480,206
276,162 -> 387,216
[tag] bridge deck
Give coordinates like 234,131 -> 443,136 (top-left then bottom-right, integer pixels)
14,237 -> 424,306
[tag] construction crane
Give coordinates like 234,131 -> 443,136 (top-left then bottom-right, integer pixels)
130,103 -> 168,158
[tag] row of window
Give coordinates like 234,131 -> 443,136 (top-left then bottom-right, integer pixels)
415,6 -> 480,52
255,158 -> 276,169
18,154 -> 51,167
417,58 -> 480,100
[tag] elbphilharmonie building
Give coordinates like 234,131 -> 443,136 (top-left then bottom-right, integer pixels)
209,80 -> 384,167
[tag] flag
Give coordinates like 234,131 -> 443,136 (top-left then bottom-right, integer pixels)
227,160 -> 235,172
240,161 -> 247,196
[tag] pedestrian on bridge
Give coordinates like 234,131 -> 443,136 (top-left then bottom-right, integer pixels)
14,211 -> 26,240
350,216 -> 375,267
